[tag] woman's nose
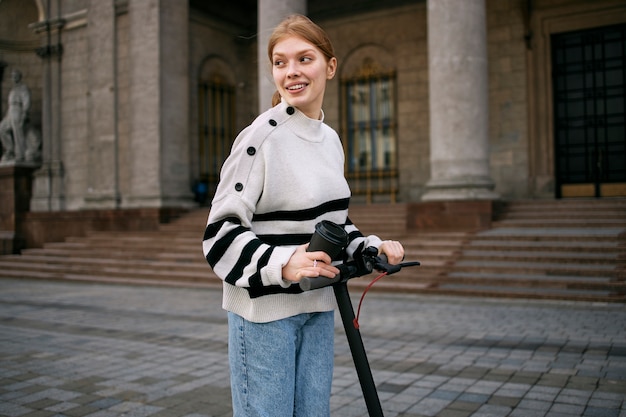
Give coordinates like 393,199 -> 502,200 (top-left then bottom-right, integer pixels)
287,61 -> 300,77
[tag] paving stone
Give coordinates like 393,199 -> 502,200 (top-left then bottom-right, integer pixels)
583,408 -> 621,417
0,279 -> 624,417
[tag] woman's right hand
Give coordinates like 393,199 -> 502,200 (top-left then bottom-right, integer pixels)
282,244 -> 340,283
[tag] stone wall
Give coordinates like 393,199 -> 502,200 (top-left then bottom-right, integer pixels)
59,14 -> 89,210
486,0 -> 529,199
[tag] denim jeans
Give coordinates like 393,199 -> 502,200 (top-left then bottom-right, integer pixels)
227,310 -> 335,417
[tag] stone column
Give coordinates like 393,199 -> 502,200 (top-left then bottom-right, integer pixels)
85,0 -> 118,209
127,0 -> 192,208
127,0 -> 159,207
156,0 -> 193,207
421,0 -> 498,201
257,0 -> 306,114
30,2 -> 65,212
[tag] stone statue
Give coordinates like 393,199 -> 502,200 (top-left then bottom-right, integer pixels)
0,69 -> 41,165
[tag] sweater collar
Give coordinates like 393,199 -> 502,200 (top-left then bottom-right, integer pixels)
277,99 -> 325,143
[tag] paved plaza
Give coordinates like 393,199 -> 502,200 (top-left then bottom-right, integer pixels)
0,278 -> 625,417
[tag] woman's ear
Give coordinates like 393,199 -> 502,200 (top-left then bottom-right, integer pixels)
326,57 -> 337,80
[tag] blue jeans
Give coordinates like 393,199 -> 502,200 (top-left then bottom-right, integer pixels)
228,310 -> 334,417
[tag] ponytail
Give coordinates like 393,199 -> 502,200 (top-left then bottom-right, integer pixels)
271,91 -> 281,107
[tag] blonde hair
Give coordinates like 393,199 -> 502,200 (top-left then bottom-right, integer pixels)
267,14 -> 336,107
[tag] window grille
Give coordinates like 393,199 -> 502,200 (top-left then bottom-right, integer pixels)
341,69 -> 398,203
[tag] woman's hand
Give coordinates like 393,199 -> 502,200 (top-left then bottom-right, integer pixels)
282,244 -> 340,283
378,240 -> 405,265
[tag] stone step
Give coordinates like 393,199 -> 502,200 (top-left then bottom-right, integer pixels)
452,259 -> 620,278
0,256 -> 222,286
496,198 -> 626,210
472,227 -> 625,242
443,271 -> 621,287
501,211 -> 626,221
494,199 -> 626,227
427,284 -> 623,302
459,249 -> 620,264
466,239 -> 621,253
0,266 -> 221,289
22,247 -> 205,262
57,236 -> 200,250
492,218 -> 626,228
0,255 -> 210,274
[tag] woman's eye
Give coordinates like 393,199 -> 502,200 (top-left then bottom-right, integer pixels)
300,56 -> 312,63
274,59 -> 284,66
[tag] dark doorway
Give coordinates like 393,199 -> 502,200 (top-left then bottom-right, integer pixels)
552,23 -> 626,198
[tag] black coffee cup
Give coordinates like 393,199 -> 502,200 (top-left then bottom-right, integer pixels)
307,220 -> 348,260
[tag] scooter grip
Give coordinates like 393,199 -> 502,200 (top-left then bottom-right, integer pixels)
299,274 -> 342,291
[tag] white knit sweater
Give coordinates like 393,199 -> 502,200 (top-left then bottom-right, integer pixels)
203,100 -> 381,323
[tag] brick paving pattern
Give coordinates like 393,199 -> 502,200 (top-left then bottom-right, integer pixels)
0,278 -> 624,417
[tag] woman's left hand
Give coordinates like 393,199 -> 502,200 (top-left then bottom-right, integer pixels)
378,240 -> 405,265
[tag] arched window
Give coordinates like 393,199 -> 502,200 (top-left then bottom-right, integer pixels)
341,56 -> 398,203
198,62 -> 236,201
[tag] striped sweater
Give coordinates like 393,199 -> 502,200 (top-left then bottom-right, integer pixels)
202,100 -> 382,323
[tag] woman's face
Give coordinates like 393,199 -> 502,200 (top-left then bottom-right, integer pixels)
272,35 -> 336,119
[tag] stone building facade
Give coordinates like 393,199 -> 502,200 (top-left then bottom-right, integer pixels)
0,0 -> 624,247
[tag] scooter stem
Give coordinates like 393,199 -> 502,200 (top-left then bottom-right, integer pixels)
333,281 -> 384,417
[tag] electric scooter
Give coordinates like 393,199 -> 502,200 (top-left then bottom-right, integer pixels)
300,221 -> 420,417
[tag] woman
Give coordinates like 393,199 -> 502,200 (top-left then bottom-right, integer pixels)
202,14 -> 404,416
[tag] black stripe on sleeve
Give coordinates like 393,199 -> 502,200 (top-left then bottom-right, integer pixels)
224,239 -> 264,285
348,230 -> 364,242
204,216 -> 242,240
205,223 -> 249,267
248,245 -> 275,288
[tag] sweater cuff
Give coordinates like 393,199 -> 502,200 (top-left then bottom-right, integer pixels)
364,234 -> 383,249
262,246 -> 297,288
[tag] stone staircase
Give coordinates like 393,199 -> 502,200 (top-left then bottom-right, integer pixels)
0,210 -> 218,289
0,200 -> 623,302
358,199 -> 626,302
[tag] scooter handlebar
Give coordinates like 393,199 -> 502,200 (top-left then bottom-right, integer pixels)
299,273 -> 342,291
299,253 -> 395,292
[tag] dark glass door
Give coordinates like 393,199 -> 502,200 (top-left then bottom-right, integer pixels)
552,24 -> 626,198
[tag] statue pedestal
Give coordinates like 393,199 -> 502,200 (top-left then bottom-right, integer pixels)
0,164 -> 37,254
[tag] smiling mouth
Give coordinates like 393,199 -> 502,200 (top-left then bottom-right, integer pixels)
287,83 -> 307,91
